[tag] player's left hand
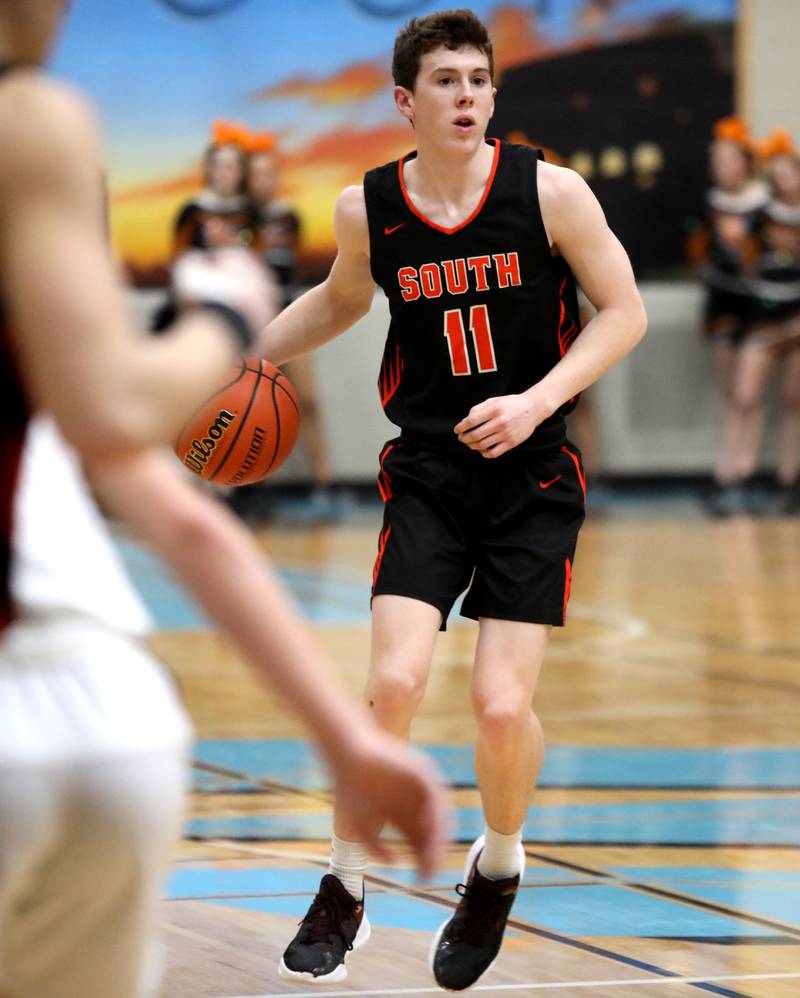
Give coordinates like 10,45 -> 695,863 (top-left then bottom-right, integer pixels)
454,393 -> 548,458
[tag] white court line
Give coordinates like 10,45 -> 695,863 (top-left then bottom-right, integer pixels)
218,970 -> 800,998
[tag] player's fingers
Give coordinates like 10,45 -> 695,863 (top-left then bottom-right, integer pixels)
476,432 -> 504,455
354,817 -> 392,863
454,401 -> 494,435
458,421 -> 498,447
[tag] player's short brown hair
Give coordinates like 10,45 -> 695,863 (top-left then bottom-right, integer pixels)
392,9 -> 493,91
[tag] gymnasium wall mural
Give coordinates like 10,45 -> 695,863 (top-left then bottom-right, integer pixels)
52,0 -> 736,283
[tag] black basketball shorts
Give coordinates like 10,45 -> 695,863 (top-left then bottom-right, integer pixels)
371,437 -> 586,629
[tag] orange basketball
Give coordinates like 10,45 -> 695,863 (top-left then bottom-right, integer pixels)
174,357 -> 300,487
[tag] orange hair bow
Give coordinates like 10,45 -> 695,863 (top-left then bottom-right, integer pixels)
713,115 -> 751,148
756,127 -> 797,160
212,119 -> 251,149
242,130 -> 277,154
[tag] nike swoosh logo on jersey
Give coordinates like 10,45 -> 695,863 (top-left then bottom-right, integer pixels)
540,475 -> 562,489
384,223 -> 406,236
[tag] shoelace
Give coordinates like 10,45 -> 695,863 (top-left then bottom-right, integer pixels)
450,880 -> 511,945
298,890 -> 356,950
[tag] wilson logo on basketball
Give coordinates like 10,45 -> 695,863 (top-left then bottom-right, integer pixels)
183,409 -> 236,474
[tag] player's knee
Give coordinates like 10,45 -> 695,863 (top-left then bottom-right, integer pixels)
367,668 -> 426,721
472,695 -> 530,748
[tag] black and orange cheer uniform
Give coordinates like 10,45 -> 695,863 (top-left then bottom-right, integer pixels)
699,182 -> 767,343
364,140 -> 585,628
173,192 -> 257,256
749,198 -> 800,339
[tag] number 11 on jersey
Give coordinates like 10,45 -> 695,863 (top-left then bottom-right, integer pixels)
443,304 -> 497,376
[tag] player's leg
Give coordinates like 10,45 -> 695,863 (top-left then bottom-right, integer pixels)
280,441 -> 472,984
429,621 -> 547,991
4,744 -> 186,998
431,443 -> 584,990
0,619 -> 189,998
279,595 -> 442,985
471,619 -> 549,837
0,768 -> 59,998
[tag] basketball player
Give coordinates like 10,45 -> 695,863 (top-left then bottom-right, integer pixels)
262,9 -> 646,990
0,4 -> 445,997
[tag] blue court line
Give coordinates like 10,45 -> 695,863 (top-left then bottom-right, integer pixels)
184,795 -> 800,846
193,739 -> 800,791
166,864 -> 589,899
116,540 -> 372,627
611,868 -> 800,928
165,867 -> 782,940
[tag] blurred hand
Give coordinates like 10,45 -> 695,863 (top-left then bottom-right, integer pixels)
172,247 -> 278,338
330,727 -> 448,881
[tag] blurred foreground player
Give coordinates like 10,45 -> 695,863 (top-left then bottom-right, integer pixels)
0,4 -> 445,997
263,8 -> 646,989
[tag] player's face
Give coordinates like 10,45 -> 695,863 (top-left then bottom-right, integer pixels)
248,152 -> 278,204
209,144 -> 244,197
3,0 -> 69,63
768,156 -> 800,202
709,140 -> 751,191
395,45 -> 495,154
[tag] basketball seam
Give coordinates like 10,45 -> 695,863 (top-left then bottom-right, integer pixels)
208,359 -> 265,483
272,374 -> 301,416
265,374 -> 282,473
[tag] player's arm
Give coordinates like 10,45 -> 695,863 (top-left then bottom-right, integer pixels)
0,74 -> 268,459
86,449 -> 446,878
257,185 -> 375,365
456,164 -> 647,457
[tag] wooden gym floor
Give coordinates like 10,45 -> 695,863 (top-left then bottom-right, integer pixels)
121,502 -> 800,997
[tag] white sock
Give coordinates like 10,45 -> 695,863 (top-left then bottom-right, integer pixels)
329,834 -> 368,900
477,824 -> 524,881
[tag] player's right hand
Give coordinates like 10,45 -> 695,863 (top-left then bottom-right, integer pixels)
172,247 -> 279,341
331,727 -> 448,881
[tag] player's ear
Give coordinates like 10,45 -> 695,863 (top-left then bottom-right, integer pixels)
394,85 -> 414,124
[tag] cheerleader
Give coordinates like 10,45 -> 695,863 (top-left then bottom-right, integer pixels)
689,117 -> 768,514
734,129 -> 800,513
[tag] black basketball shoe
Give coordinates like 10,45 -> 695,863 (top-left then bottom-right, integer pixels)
430,835 -> 525,991
278,873 -> 370,983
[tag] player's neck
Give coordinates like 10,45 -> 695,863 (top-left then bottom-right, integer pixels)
406,139 -> 495,214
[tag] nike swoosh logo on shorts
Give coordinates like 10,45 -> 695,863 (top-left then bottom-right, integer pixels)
384,223 -> 406,235
539,475 -> 562,489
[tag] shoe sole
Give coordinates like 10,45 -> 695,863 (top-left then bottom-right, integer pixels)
428,835 -> 526,991
278,914 -> 371,984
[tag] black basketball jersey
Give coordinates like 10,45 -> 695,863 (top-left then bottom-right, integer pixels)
364,140 -> 581,452
0,64 -> 30,631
